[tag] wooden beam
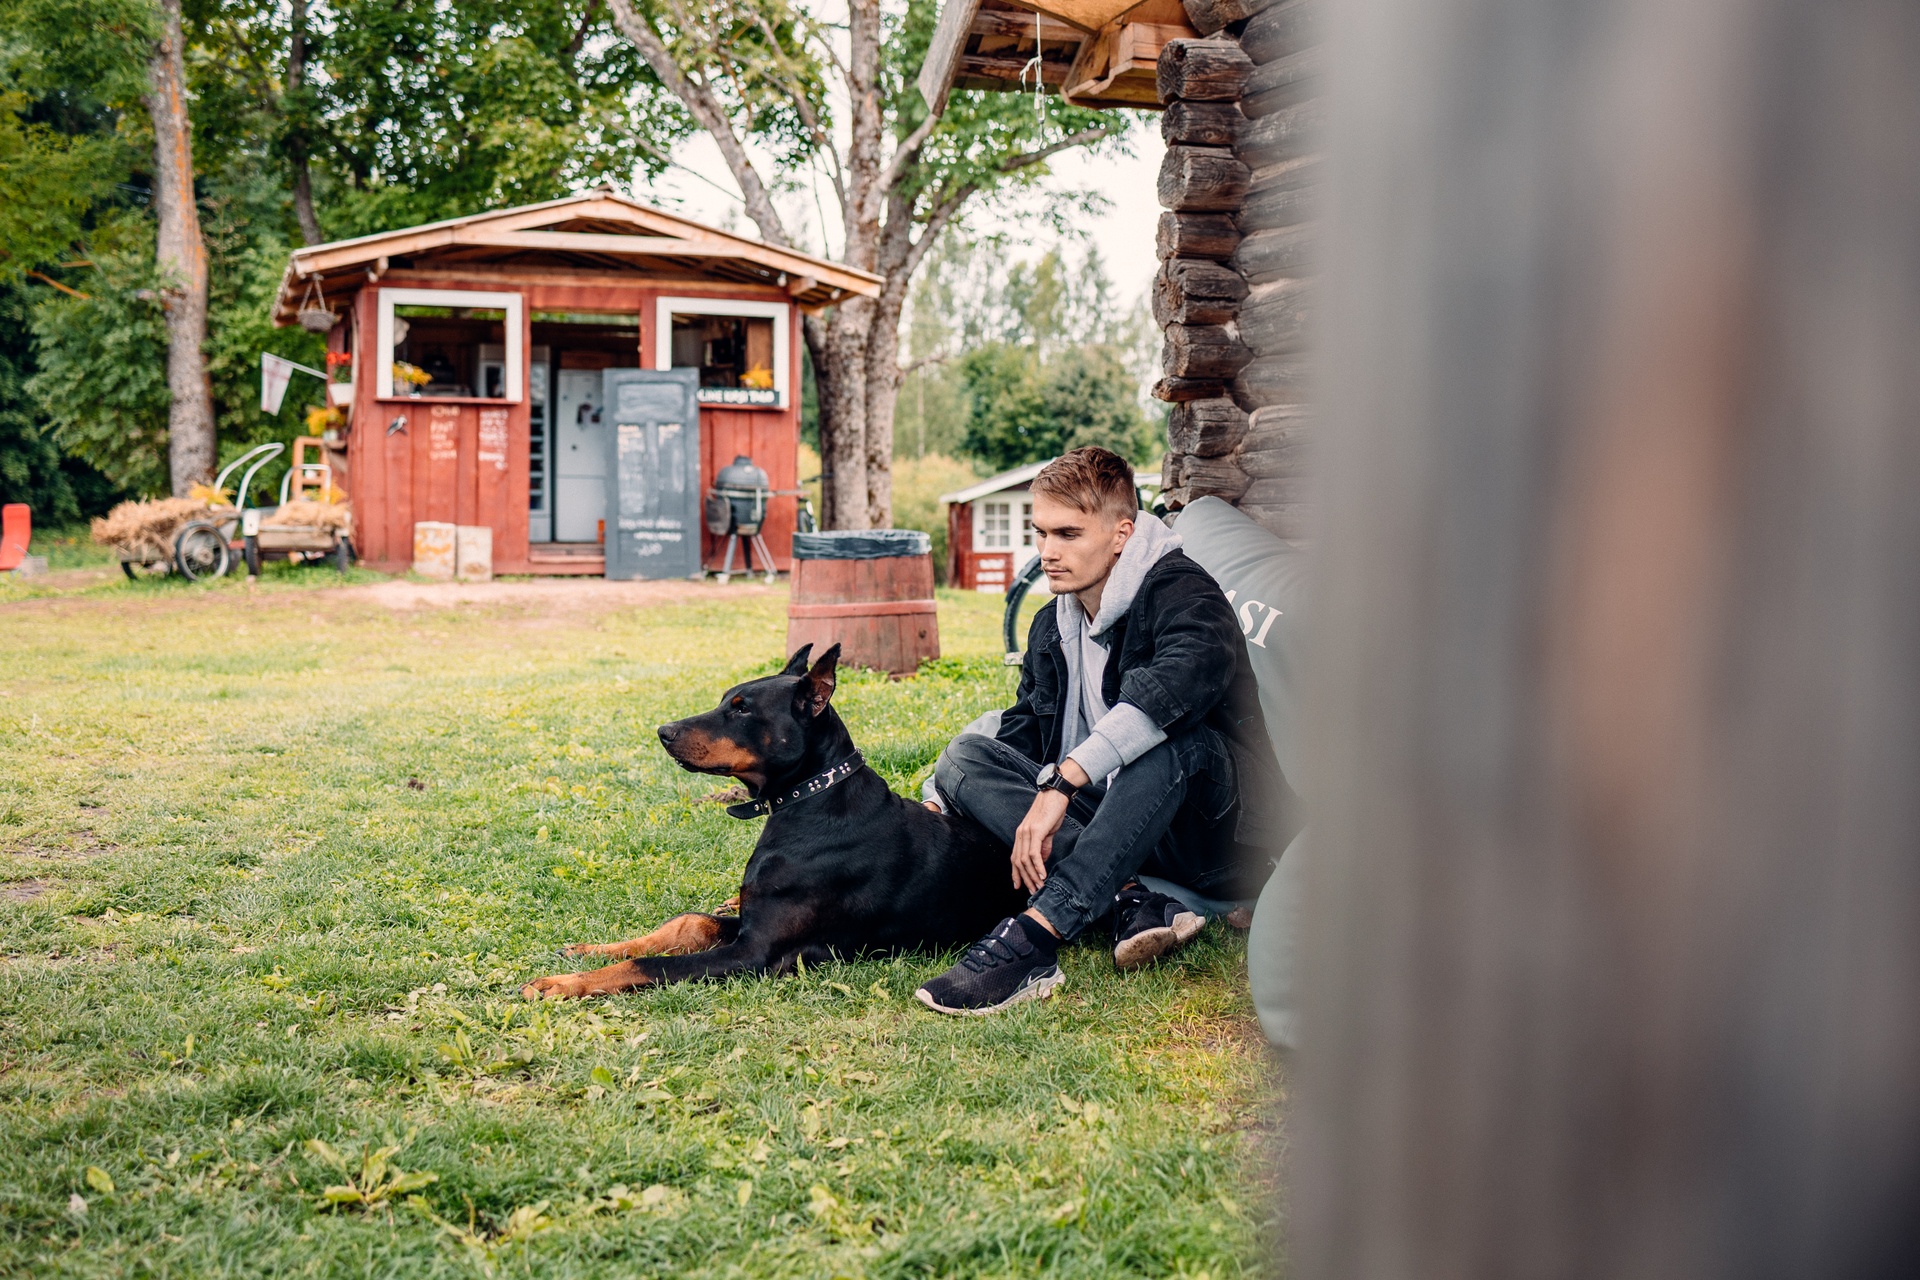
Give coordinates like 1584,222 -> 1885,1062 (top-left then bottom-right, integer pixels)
918,0 -> 983,113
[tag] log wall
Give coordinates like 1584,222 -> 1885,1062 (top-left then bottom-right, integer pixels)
1155,0 -> 1320,546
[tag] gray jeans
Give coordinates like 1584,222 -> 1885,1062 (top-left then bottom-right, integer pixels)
933,728 -> 1243,941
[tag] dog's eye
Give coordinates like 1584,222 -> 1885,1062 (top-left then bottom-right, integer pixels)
729,697 -> 745,713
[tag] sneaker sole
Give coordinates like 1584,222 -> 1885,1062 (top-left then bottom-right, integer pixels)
1113,911 -> 1206,971
913,968 -> 1065,1016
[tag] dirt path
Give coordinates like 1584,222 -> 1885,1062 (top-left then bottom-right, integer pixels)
329,577 -> 777,619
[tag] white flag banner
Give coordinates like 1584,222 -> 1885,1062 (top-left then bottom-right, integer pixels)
261,353 -> 296,415
260,352 -> 328,415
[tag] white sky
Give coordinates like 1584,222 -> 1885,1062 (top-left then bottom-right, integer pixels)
633,119 -> 1169,311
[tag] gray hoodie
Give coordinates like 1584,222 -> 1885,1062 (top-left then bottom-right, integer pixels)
1056,514 -> 1184,785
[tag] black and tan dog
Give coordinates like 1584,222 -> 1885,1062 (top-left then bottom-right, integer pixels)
520,644 -> 1024,999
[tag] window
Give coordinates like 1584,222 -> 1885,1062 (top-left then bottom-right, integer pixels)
654,296 -> 790,408
376,289 -> 523,401
1020,501 -> 1034,548
982,501 -> 1011,549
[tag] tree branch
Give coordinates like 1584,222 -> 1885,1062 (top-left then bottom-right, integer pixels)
27,270 -> 91,300
999,124 -> 1117,174
604,0 -> 793,248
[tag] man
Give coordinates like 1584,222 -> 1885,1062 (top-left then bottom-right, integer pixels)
916,447 -> 1284,1015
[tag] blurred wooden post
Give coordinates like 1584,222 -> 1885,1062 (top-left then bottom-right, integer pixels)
1299,0 -> 1920,1276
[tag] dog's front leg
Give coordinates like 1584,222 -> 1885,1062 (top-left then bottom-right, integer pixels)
522,934 -> 775,1000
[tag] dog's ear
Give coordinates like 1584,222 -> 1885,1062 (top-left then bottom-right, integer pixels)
796,643 -> 841,717
782,644 -> 814,676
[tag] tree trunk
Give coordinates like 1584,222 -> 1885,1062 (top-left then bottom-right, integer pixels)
287,0 -> 322,246
819,301 -> 873,531
146,0 -> 215,496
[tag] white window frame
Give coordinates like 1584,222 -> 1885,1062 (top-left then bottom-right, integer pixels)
654,296 -> 791,408
376,288 -> 523,401
978,499 -> 1013,551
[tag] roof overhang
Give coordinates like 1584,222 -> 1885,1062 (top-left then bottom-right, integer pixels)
271,190 -> 883,325
918,0 -> 1195,114
940,461 -> 1163,505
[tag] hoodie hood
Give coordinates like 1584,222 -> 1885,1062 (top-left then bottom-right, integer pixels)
1058,513 -> 1184,637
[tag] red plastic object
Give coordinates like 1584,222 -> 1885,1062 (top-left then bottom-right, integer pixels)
0,504 -> 28,572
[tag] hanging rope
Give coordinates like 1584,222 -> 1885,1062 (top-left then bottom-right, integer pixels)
1018,8 -> 1045,118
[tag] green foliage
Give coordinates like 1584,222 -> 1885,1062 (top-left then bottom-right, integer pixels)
904,239 -> 1162,471
889,453 -> 984,582
959,342 -> 1159,471
308,0 -> 686,237
26,245 -> 172,496
0,281 -> 125,520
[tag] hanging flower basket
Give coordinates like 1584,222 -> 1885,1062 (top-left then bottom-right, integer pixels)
295,275 -> 336,333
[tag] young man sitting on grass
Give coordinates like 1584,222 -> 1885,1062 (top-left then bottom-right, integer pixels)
915,446 -> 1284,1015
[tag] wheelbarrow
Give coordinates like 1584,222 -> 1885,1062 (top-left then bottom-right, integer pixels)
242,438 -> 353,574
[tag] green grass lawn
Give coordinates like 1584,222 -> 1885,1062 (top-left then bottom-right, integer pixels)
0,572 -> 1278,1278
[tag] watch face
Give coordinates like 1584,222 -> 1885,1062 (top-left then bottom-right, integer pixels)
1036,764 -> 1058,788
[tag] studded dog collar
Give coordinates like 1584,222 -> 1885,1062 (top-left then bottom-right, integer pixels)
727,752 -> 865,819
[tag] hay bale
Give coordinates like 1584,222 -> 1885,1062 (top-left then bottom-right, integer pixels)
91,498 -> 210,560
262,500 -> 352,535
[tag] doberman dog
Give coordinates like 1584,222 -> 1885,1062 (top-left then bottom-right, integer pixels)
520,643 -> 1024,999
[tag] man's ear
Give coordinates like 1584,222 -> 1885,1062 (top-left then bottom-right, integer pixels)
782,644 -> 814,676
797,643 -> 841,717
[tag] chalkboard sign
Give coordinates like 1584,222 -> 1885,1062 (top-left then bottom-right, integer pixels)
601,368 -> 701,580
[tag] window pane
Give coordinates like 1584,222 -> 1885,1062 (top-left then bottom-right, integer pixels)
670,313 -> 779,405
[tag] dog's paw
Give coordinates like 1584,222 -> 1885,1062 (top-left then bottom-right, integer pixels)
521,973 -> 588,1000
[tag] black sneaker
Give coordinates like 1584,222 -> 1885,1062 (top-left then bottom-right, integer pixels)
915,918 -> 1065,1015
1111,885 -> 1206,970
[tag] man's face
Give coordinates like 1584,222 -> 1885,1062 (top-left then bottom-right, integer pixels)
1032,492 -> 1134,596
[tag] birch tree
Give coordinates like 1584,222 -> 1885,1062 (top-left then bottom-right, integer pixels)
605,0 -> 1129,528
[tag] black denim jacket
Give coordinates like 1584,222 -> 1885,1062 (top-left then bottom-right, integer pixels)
996,550 -> 1296,850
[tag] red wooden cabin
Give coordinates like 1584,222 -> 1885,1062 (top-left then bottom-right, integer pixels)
270,190 -> 879,575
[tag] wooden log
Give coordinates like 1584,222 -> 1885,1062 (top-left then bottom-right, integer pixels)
1239,499 -> 1311,541
1239,155 -> 1320,230
1162,323 -> 1253,380
1247,401 -> 1310,442
1237,277 -> 1313,356
1182,452 -> 1250,501
1162,100 -> 1245,148
1239,0 -> 1321,66
1159,484 -> 1193,510
1153,258 -> 1250,327
1159,452 -> 1187,489
1159,146 -> 1252,211
1157,211 -> 1242,260
1236,445 -> 1310,481
1232,223 -> 1316,285
1238,474 -> 1309,505
1179,0 -> 1292,37
1168,397 -> 1250,456
1153,375 -> 1230,402
1233,354 -> 1312,409
1241,47 -> 1324,118
1157,39 -> 1253,102
1237,97 -> 1323,166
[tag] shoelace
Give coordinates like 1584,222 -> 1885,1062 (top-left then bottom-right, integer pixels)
959,931 -> 1026,973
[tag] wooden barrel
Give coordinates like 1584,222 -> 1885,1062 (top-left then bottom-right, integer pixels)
786,530 -> 940,676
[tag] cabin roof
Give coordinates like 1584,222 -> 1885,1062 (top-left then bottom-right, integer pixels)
271,189 -> 883,325
941,461 -> 1163,505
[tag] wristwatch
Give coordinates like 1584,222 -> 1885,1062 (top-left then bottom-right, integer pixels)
1035,762 -> 1079,798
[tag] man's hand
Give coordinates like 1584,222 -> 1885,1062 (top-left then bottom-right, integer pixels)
1012,788 -> 1070,894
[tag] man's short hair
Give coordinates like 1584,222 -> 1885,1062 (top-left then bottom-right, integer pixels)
1031,447 -> 1139,523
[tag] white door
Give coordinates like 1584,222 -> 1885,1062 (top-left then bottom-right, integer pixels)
554,369 -> 606,542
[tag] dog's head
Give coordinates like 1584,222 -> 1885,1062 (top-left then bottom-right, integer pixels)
656,644 -> 843,792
